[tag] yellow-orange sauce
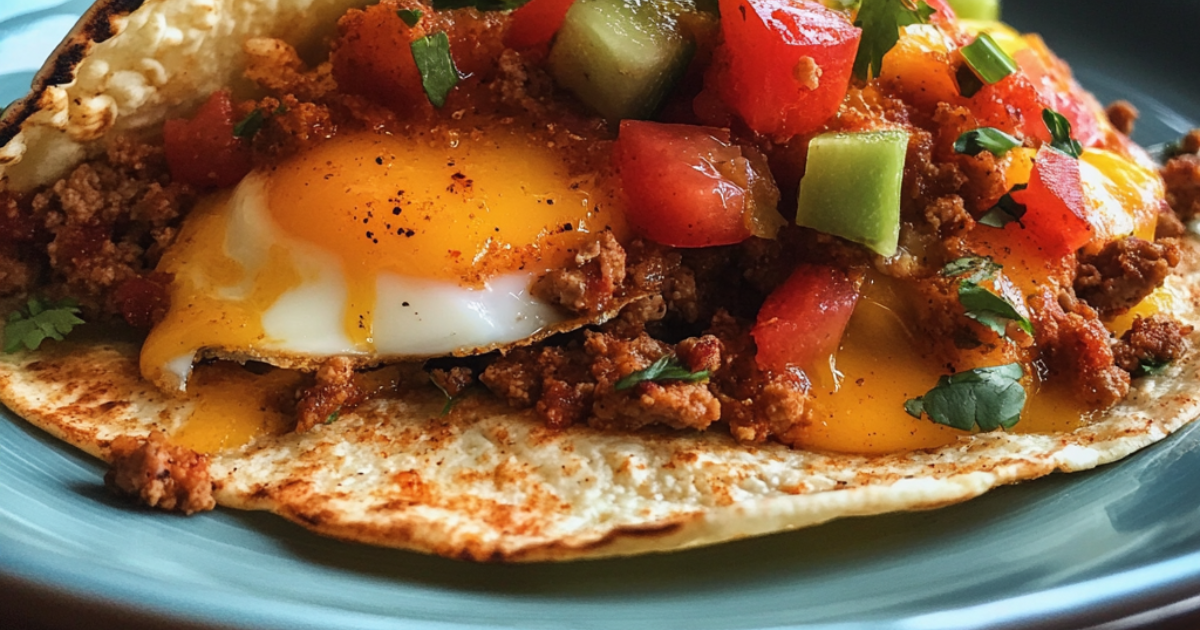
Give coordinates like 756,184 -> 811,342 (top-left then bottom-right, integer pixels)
796,275 -> 1092,455
800,281 -> 965,454
170,363 -> 303,454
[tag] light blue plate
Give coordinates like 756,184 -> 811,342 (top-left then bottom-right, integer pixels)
3,1 -> 1200,628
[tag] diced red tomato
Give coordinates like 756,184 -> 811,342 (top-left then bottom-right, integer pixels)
923,0 -> 957,24
331,3 -> 431,117
966,71 -> 1049,143
708,0 -> 861,138
1006,145 -> 1092,258
163,90 -> 252,189
753,264 -> 860,375
504,0 -> 574,49
1013,47 -> 1103,148
612,120 -> 782,248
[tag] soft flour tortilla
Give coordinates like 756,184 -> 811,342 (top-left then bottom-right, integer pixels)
1,247 -> 1199,561
2,0 -> 1200,562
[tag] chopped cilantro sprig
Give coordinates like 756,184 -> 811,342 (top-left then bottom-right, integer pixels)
1043,108 -> 1083,158
852,0 -> 936,81
954,127 -> 1022,157
233,109 -> 265,139
411,32 -> 463,108
615,356 -> 711,391
233,103 -> 288,139
1134,358 -> 1172,378
905,363 -> 1027,431
4,297 -> 85,353
941,256 -> 1033,339
396,8 -> 424,26
979,184 -> 1028,229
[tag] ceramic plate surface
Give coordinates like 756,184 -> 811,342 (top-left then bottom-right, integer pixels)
3,1 -> 1200,628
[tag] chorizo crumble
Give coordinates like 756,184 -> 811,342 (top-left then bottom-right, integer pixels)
104,430 -> 216,515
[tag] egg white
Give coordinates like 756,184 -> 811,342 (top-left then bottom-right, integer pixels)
146,172 -> 569,392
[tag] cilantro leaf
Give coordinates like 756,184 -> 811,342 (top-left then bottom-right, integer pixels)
396,8 -> 423,26
411,32 -> 462,108
954,127 -> 1022,157
1157,134 -> 1198,162
905,363 -> 1027,431
941,257 -> 1033,339
853,0 -> 936,81
233,104 -> 288,139
1134,358 -> 1171,378
1043,108 -> 1083,158
233,108 -> 265,139
325,410 -> 341,424
979,184 -> 1028,228
4,297 -> 85,353
958,282 -> 1034,337
615,356 -> 711,391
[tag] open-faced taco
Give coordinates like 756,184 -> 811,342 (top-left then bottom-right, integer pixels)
1,0 -> 1199,562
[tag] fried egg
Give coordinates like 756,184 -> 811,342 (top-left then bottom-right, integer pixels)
141,119 -> 627,392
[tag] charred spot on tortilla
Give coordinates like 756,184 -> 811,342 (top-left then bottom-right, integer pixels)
0,0 -> 1199,560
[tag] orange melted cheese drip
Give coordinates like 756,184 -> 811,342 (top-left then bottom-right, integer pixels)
798,146 -> 1165,455
798,276 -> 1091,455
141,190 -> 304,390
170,363 -> 303,454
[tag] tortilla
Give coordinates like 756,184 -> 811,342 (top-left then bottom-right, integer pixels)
2,0 -> 1199,562
1,246 -> 1198,562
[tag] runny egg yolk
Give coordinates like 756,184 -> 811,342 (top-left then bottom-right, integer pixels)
266,126 -> 625,285
141,122 -> 627,392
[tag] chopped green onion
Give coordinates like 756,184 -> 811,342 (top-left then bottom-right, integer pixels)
960,32 -> 1017,86
410,32 -> 461,108
954,127 -> 1022,157
945,0 -> 999,20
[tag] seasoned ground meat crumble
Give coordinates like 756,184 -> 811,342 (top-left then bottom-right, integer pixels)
104,430 -> 216,515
